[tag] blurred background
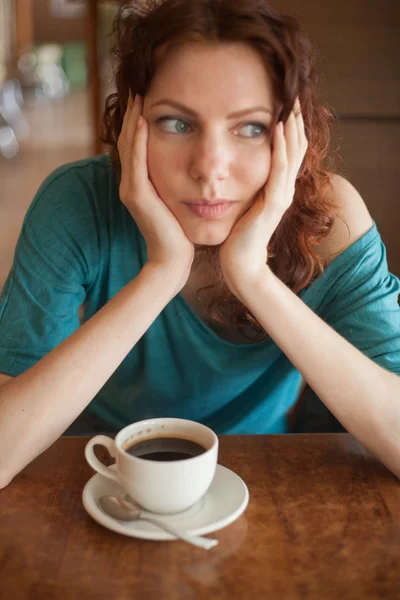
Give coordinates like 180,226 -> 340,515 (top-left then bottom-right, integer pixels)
0,0 -> 399,297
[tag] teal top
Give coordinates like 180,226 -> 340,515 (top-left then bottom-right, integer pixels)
0,156 -> 399,433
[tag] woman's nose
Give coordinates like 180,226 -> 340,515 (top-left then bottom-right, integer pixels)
189,132 -> 230,184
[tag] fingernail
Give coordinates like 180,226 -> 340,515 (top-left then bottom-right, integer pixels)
137,115 -> 143,129
278,121 -> 284,134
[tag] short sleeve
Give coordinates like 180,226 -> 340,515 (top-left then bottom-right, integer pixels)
0,161 -> 101,376
308,222 -> 400,375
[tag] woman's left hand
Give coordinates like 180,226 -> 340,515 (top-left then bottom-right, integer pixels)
219,99 -> 308,297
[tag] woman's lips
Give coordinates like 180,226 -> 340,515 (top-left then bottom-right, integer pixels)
183,202 -> 235,219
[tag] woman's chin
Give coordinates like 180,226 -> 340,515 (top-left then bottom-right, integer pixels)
185,224 -> 231,247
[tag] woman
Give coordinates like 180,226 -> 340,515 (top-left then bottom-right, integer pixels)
0,0 -> 399,486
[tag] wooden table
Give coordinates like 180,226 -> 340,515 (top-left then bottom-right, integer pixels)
1,434 -> 400,599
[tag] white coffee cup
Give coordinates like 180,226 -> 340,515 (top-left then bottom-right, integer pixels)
85,417 -> 218,514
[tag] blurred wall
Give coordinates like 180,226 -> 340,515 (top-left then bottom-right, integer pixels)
33,0 -> 85,43
270,0 -> 400,274
0,0 -> 12,83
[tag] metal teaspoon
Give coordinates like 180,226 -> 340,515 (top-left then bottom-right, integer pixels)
99,495 -> 218,550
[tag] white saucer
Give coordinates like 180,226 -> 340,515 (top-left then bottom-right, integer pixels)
82,463 -> 249,541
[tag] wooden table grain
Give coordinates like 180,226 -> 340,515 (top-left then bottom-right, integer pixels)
1,434 -> 400,600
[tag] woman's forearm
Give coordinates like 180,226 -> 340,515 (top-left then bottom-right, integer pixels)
0,264 -> 180,487
236,269 -> 400,479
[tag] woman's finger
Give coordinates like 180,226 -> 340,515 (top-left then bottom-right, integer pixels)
264,121 -> 288,206
294,97 -> 307,152
285,111 -> 300,181
118,94 -> 132,145
131,114 -> 149,190
126,94 -> 142,154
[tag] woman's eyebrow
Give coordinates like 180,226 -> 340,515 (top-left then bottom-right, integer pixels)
150,99 -> 273,118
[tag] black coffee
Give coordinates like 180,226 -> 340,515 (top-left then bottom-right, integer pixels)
124,436 -> 207,461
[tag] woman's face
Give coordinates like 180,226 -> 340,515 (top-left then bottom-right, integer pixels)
143,42 -> 275,247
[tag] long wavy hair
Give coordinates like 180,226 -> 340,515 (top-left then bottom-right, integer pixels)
103,0 -> 341,342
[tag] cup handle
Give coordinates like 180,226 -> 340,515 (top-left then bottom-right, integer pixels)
85,435 -> 120,484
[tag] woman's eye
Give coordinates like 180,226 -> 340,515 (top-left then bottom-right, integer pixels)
156,117 -> 192,134
156,117 -> 269,138
236,123 -> 269,138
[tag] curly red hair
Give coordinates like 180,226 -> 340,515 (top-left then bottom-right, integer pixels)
102,0 -> 341,341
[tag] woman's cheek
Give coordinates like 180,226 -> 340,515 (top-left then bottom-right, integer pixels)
146,140 -> 170,195
245,150 -> 271,190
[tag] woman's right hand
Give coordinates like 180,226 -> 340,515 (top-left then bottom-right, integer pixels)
118,93 -> 194,290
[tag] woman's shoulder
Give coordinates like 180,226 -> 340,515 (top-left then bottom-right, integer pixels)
27,154 -> 119,223
36,154 -> 116,197
317,173 -> 374,266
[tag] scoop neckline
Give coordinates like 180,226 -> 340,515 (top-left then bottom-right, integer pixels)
177,220 -> 378,347
299,219 -> 378,297
320,219 -> 377,272
175,294 -> 269,348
